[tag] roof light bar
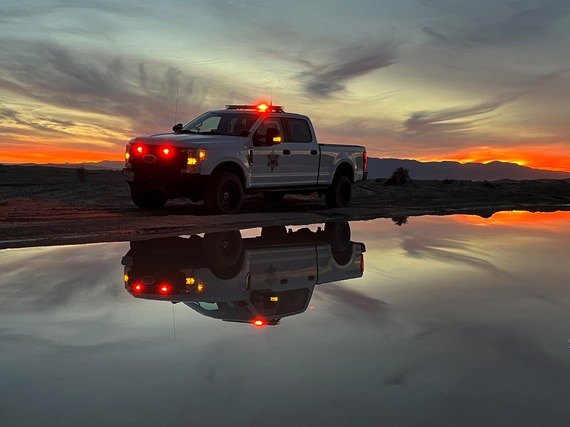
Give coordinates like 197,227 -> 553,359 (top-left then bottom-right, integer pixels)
225,104 -> 284,113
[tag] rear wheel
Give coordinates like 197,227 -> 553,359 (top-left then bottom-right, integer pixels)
130,185 -> 167,210
325,175 -> 352,208
325,221 -> 352,265
204,172 -> 243,214
203,231 -> 244,279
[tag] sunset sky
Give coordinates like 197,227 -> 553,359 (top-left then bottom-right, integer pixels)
1,0 -> 570,171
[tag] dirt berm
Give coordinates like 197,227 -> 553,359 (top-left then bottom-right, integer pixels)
1,165 -> 569,248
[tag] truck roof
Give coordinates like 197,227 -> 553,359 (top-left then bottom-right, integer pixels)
207,104 -> 311,121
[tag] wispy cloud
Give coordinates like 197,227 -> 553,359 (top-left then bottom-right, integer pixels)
422,0 -> 570,47
298,42 -> 398,98
0,41 -> 212,137
403,93 -> 522,137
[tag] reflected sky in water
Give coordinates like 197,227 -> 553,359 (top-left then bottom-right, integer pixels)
1,213 -> 570,426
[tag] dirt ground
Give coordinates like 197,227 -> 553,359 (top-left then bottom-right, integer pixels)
1,164 -> 569,248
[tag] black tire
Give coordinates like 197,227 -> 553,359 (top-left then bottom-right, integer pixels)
325,175 -> 352,208
130,185 -> 167,210
324,221 -> 351,253
203,231 -> 244,279
263,192 -> 285,203
204,172 -> 243,214
324,221 -> 352,265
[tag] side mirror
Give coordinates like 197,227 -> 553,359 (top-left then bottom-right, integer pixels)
265,127 -> 282,145
252,127 -> 282,146
172,123 -> 183,133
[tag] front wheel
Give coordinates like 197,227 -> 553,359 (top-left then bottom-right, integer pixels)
204,172 -> 243,214
325,175 -> 352,208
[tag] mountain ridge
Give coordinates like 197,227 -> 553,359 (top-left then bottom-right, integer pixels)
3,158 -> 570,181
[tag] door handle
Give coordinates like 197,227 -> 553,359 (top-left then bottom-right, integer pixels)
310,150 -> 318,155
283,150 -> 291,155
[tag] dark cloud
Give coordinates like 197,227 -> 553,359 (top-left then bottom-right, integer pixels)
0,40 -> 205,136
299,42 -> 397,98
423,0 -> 570,47
403,93 -> 521,137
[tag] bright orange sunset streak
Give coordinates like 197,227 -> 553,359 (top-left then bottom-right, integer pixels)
419,147 -> 570,173
1,147 -> 123,164
454,211 -> 570,228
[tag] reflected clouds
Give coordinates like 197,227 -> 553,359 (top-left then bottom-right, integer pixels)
1,215 -> 570,425
0,244 -> 127,313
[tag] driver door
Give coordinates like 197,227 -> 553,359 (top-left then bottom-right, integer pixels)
249,117 -> 289,187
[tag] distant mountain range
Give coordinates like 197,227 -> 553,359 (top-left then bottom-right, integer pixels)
368,158 -> 570,181
6,158 -> 570,181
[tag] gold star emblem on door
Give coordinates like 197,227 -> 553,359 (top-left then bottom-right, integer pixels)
267,152 -> 279,172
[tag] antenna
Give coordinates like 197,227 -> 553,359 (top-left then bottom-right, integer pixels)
270,86 -> 273,107
174,89 -> 179,125
172,303 -> 177,340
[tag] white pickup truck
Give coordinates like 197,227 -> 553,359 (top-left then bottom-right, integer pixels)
123,104 -> 367,213
122,222 -> 365,326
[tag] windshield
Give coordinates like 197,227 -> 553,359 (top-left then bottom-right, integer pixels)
181,112 -> 258,136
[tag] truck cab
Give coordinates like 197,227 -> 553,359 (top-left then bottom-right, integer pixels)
123,104 -> 367,213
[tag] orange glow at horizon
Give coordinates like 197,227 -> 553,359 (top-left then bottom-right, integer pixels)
453,211 -> 570,227
1,147 -> 123,164
418,147 -> 570,173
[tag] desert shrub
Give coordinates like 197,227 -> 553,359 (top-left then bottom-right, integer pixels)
392,216 -> 408,226
385,167 -> 412,186
76,166 -> 87,183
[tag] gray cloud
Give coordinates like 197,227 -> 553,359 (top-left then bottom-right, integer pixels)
403,93 -> 522,137
0,40 -> 207,137
299,42 -> 397,98
423,0 -> 570,47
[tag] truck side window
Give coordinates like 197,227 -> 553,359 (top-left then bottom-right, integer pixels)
254,118 -> 284,144
284,118 -> 312,143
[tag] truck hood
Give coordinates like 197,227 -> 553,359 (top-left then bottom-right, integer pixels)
130,133 -> 240,148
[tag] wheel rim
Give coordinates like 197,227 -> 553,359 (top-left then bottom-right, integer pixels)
219,182 -> 239,211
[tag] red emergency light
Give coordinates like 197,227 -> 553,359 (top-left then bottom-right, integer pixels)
158,284 -> 172,294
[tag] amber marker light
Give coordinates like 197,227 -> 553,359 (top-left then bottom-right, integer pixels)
196,283 -> 205,293
123,274 -> 129,283
186,277 -> 196,285
270,296 -> 279,302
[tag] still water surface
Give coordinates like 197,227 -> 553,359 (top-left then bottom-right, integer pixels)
1,212 -> 569,426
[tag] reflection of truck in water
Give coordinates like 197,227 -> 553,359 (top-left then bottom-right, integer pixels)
121,222 -> 365,326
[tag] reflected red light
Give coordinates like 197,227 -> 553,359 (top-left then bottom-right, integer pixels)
253,319 -> 265,327
132,283 -> 144,293
363,151 -> 368,171
360,254 -> 365,273
159,284 -> 171,294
